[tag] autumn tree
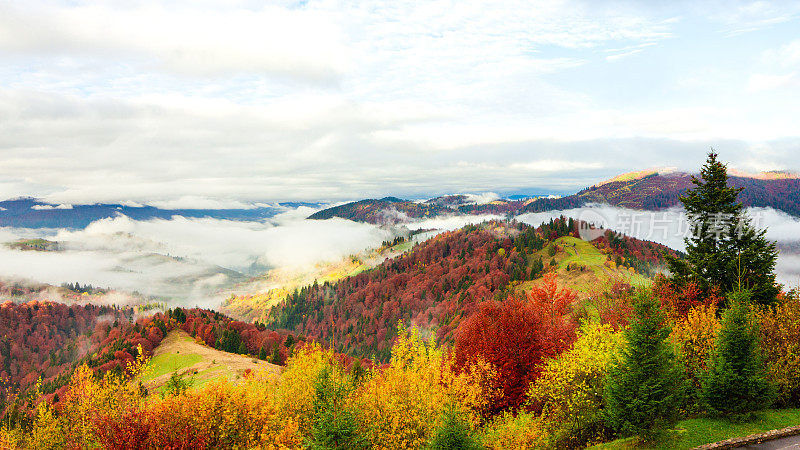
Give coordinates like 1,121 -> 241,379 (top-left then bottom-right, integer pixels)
454,274 -> 577,415
668,151 -> 779,306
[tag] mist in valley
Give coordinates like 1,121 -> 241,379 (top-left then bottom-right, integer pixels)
518,205 -> 800,288
0,207 -> 392,308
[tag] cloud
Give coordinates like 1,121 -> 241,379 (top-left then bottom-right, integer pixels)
509,160 -> 605,172
762,39 -> 800,67
0,1 -> 799,205
518,204 -> 800,286
463,193 -> 501,205
146,196 -> 258,210
0,2 -> 349,83
0,210 -> 392,306
31,203 -> 73,210
748,72 -> 800,92
404,214 -> 504,233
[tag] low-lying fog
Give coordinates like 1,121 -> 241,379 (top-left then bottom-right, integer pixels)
0,207 -> 393,306
518,205 -> 800,289
2,204 -> 799,309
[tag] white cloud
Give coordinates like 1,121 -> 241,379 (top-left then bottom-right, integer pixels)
0,211 -> 392,305
146,196 -> 258,210
0,1 -> 798,204
463,193 -> 501,205
763,39 -> 800,67
0,2 -> 349,82
510,160 -> 605,172
31,203 -> 73,210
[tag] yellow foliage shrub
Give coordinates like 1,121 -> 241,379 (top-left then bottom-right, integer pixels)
480,410 -> 543,450
529,321 -> 624,448
354,326 -> 493,449
755,297 -> 800,406
275,341 -> 337,437
669,303 -> 720,408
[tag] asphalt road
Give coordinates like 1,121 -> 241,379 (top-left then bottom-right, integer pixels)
742,434 -> 800,449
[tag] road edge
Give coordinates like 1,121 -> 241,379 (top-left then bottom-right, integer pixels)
692,424 -> 800,449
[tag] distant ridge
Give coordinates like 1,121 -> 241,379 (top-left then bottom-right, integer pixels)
308,169 -> 800,224
0,198 -> 292,229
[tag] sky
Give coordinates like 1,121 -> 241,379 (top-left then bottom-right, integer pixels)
2,0 -> 800,206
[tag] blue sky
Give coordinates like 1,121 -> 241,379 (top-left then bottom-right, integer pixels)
1,0 -> 800,206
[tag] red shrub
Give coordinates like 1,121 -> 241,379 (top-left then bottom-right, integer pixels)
454,274 -> 577,415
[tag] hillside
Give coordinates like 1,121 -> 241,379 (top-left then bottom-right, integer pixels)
266,218 -> 674,361
306,170 -> 800,224
222,236 -> 416,322
141,330 -> 279,394
306,197 -> 453,224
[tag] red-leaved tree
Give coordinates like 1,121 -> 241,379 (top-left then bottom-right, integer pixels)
454,274 -> 578,416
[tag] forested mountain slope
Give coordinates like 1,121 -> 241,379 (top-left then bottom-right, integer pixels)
267,219 -> 674,360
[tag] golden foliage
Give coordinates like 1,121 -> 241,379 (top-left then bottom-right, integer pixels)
670,304 -> 721,392
480,410 -> 543,450
355,325 -> 494,449
529,322 -> 624,448
755,297 -> 800,406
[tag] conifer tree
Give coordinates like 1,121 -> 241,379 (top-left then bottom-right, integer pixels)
668,152 -> 779,306
428,403 -> 482,450
604,292 -> 684,439
702,290 -> 776,416
308,367 -> 365,449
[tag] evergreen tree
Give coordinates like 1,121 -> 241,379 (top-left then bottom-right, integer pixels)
308,367 -> 365,449
604,291 -> 684,439
668,152 -> 779,306
427,403 -> 482,450
702,290 -> 776,416
269,343 -> 284,365
258,345 -> 268,361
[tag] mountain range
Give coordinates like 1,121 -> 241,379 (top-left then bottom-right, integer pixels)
308,169 -> 800,224
0,198 -> 319,229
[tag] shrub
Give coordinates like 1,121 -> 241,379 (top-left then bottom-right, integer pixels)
479,410 -> 543,450
669,303 -> 721,412
308,366 -> 365,449
428,403 -> 482,450
755,295 -> 800,407
530,322 -> 624,448
454,274 -> 577,415
355,326 -> 489,449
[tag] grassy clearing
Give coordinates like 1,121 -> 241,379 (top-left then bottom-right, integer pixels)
143,352 -> 203,381
140,330 -> 279,396
592,409 -> 800,449
520,237 -> 650,295
556,236 -> 607,271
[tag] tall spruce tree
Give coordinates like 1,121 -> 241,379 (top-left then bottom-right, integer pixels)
604,292 -> 684,439
667,152 -> 779,306
702,290 -> 776,416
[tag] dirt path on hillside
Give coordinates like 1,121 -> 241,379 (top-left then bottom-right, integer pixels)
145,330 -> 281,391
